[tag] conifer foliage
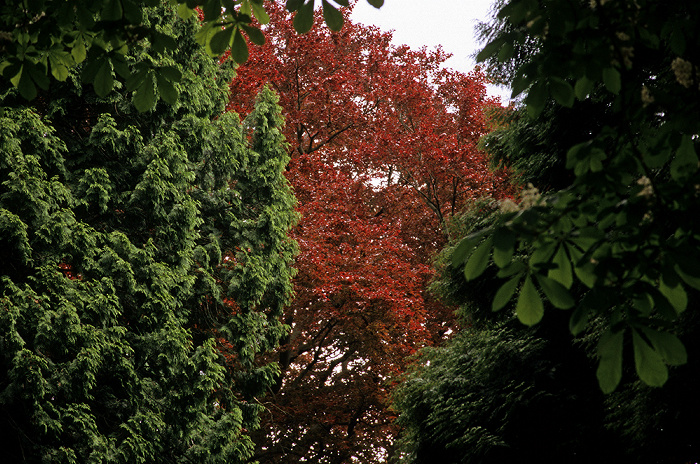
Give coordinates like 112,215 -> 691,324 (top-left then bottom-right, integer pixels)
0,7 -> 297,463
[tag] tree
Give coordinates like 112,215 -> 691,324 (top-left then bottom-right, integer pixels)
0,0 -> 383,109
225,3 -> 513,462
0,6 -> 297,462
453,0 -> 700,392
392,199 -> 623,464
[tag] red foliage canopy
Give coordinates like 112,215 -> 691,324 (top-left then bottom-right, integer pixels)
225,4 -> 513,462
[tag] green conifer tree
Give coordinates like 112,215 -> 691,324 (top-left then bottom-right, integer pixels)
0,6 -> 297,463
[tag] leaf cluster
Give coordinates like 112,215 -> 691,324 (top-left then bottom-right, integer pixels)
0,0 -> 383,110
453,0 -> 700,393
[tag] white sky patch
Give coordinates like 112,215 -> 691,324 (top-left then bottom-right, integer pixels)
350,0 -> 512,103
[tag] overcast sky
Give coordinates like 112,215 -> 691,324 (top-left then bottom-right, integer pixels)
349,0 -> 510,101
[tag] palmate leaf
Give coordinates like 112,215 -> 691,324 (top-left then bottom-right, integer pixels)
670,135 -> 698,182
132,72 -> 156,112
574,76 -> 593,100
632,330 -> 668,387
210,27 -> 234,56
463,237 -> 492,282
476,37 -> 505,63
516,276 -> 544,326
602,67 -> 621,94
492,227 -> 515,268
597,329 -> 624,393
251,1 -> 270,24
230,28 -> 249,64
548,245 -> 573,289
658,275 -> 688,314
568,304 -> 591,335
640,328 -> 687,366
451,229 -> 487,268
322,0 -> 343,31
293,0 -> 315,33
242,24 -> 265,46
535,274 -> 574,309
156,72 -> 178,104
550,77 -> 574,107
492,275 -> 521,312
526,81 -> 547,118
93,59 -> 114,97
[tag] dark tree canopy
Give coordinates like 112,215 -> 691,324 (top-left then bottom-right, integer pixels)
454,0 -> 700,392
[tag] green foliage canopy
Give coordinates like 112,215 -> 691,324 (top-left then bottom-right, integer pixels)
0,6 -> 297,461
0,0 -> 383,110
453,0 -> 700,392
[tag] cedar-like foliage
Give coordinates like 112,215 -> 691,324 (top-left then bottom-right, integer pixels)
0,7 -> 297,463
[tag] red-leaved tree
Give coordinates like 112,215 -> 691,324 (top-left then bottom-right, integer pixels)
225,3 -> 513,462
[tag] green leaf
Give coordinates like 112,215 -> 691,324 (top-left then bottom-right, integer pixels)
535,274 -> 574,309
27,61 -> 50,90
566,243 -> 597,288
156,72 -> 178,104
286,0 -> 304,11
492,275 -> 521,312
159,66 -> 182,82
16,66 -> 38,100
566,141 -> 590,169
497,41 -> 514,62
230,28 -> 249,64
366,0 -> 384,7
633,293 -> 654,317
242,25 -> 265,46
251,1 -> 270,24
151,31 -> 178,55
658,277 -> 687,314
516,275 -> 544,326
569,304 -> 590,335
596,329 -> 624,393
675,265 -> 700,290
510,72 -> 530,98
293,0 -> 315,33
71,39 -> 87,64
123,0 -> 143,24
133,73 -> 155,112
548,245 -> 573,289
111,55 -> 130,79
649,288 -> 681,321
550,77 -> 574,107
492,228 -> 515,268
451,229 -> 487,268
476,37 -> 505,63
49,59 -> 70,81
177,3 -> 195,19
463,237 -> 492,281
526,81 -> 547,118
93,59 -> 114,97
633,330 -> 668,387
640,328 -> 687,366
574,76 -> 593,100
529,241 -> 556,268
210,27 -> 234,56
322,0 -> 343,31
670,135 -> 698,182
202,0 -> 222,21
602,67 -> 621,94
101,0 -> 124,21
126,68 -> 148,92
